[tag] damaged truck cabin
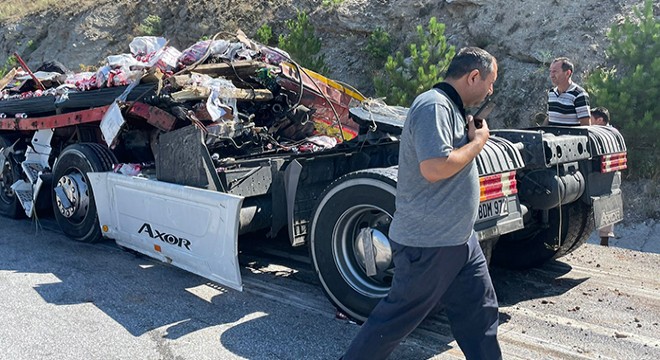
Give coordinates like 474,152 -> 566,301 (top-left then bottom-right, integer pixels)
0,32 -> 626,322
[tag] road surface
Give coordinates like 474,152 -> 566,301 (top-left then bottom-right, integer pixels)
1,216 -> 658,359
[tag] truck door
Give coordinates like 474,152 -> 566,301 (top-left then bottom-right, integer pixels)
87,172 -> 244,291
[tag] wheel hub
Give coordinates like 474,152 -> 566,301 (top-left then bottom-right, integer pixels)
55,173 -> 90,221
354,228 -> 393,275
333,205 -> 394,298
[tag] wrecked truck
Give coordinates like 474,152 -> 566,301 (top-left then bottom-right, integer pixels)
0,33 -> 627,322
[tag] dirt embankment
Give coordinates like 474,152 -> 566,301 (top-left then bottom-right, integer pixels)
0,0 -> 646,127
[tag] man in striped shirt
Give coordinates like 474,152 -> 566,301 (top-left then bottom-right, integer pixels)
544,57 -> 591,126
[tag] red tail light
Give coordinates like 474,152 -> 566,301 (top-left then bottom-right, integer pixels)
600,153 -> 627,173
479,171 -> 517,202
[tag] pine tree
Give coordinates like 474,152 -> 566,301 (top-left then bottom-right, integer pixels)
374,18 -> 455,107
586,0 -> 660,178
278,11 -> 328,74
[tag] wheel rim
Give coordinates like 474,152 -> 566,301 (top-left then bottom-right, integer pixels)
333,204 -> 394,299
54,172 -> 90,222
0,158 -> 16,205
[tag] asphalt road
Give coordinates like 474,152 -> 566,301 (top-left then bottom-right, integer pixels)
1,215 -> 659,359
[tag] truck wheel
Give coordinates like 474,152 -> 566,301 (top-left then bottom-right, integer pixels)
309,168 -> 398,323
491,201 -> 594,269
52,143 -> 116,242
0,136 -> 23,218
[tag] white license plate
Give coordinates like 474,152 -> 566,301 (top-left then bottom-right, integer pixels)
478,197 -> 509,221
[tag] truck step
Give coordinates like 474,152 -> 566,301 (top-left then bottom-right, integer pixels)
10,180 -> 33,217
21,161 -> 45,184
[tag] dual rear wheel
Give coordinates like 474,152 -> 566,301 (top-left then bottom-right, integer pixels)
309,168 -> 398,323
52,143 -> 116,242
0,139 -> 115,244
0,135 -> 23,218
491,202 -> 594,269
308,168 -> 594,322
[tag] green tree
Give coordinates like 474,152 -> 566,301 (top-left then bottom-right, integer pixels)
365,27 -> 392,66
137,15 -> 163,36
256,24 -> 273,45
374,17 -> 455,107
0,56 -> 18,78
278,11 -> 328,74
586,0 -> 660,179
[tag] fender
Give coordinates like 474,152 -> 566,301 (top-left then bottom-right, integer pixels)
88,172 -> 244,291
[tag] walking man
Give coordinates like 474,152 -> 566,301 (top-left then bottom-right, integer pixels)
342,47 -> 502,360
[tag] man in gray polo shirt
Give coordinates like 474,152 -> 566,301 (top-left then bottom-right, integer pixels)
342,47 -> 501,360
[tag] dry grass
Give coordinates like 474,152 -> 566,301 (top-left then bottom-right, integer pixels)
0,0 -> 84,21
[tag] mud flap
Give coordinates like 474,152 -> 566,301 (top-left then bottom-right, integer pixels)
592,190 -> 623,229
87,172 -> 244,291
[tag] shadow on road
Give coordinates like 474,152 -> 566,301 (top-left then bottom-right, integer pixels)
1,215 -> 595,359
490,260 -> 587,307
0,216 -> 354,359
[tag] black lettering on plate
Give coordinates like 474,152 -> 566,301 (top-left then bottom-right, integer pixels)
138,223 -> 192,250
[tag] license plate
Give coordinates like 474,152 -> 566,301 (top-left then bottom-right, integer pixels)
592,192 -> 623,228
478,197 -> 509,221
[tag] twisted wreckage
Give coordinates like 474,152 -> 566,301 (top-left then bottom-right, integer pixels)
0,32 -> 627,321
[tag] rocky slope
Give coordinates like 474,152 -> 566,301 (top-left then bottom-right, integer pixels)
0,0 -> 648,128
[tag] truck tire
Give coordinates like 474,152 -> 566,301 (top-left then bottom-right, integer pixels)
52,143 -> 116,242
491,201 -> 594,269
309,167 -> 398,323
0,135 -> 23,218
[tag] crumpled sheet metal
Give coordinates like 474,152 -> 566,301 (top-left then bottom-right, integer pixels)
277,63 -> 364,141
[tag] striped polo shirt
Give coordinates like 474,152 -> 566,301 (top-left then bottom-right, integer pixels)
547,83 -> 591,125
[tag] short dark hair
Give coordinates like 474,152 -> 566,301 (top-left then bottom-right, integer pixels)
445,47 -> 496,80
552,57 -> 574,73
591,106 -> 610,124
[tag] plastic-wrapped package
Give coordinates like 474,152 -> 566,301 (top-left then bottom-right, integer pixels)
179,40 -> 230,66
179,40 -> 257,65
54,84 -> 77,104
307,135 -> 338,150
113,163 -> 143,176
204,77 -> 238,122
107,54 -> 146,69
64,72 -> 98,91
15,71 -> 65,83
107,69 -> 128,87
95,66 -> 111,88
129,36 -> 167,57
177,40 -> 257,66
149,46 -> 182,72
222,42 -> 257,61
107,69 -> 144,87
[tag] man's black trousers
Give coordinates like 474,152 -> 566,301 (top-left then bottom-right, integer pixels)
343,233 -> 502,360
